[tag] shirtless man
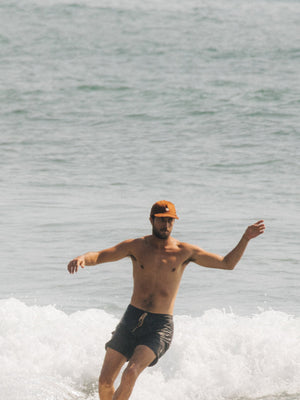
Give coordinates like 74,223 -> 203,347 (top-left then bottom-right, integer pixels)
67,200 -> 265,400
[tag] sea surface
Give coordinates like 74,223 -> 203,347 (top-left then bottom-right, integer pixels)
0,0 -> 299,399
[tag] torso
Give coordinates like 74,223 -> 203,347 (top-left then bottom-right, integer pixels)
129,236 -> 191,315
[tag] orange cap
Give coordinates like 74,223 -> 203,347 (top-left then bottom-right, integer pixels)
150,200 -> 179,219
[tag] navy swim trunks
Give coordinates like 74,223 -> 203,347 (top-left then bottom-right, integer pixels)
105,304 -> 174,366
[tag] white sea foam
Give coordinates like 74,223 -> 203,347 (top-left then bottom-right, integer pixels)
1,298 -> 299,400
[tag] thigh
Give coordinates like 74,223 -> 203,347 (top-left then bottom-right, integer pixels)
100,348 -> 127,383
128,345 -> 156,371
137,315 -> 174,366
105,322 -> 136,361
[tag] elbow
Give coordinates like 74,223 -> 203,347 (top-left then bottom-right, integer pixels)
222,255 -> 238,271
226,264 -> 236,270
96,252 -> 103,265
222,259 -> 236,270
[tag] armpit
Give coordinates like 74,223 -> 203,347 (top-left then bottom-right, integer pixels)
182,258 -> 191,266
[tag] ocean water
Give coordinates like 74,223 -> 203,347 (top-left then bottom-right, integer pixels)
0,0 -> 299,399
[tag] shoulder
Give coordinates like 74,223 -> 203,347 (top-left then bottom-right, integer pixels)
176,241 -> 204,260
119,237 -> 147,250
109,238 -> 143,259
177,240 -> 197,251
117,238 -> 141,247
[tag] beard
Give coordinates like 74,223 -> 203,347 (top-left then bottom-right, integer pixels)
152,226 -> 170,240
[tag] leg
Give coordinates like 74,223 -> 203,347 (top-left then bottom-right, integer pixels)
113,345 -> 156,400
99,348 -> 127,400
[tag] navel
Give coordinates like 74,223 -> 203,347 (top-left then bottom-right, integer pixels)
172,268 -> 176,272
140,264 -> 144,269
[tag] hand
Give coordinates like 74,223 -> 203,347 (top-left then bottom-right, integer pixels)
244,220 -> 265,240
67,256 -> 85,274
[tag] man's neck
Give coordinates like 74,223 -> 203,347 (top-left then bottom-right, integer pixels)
150,234 -> 173,249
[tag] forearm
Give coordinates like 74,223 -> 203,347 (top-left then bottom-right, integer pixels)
68,240 -> 134,274
81,251 -> 101,266
190,220 -> 264,271
67,249 -> 115,274
223,234 -> 249,270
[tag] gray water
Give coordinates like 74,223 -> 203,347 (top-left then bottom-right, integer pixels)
0,1 -> 299,399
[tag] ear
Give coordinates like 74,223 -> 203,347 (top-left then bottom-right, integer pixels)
149,216 -> 154,226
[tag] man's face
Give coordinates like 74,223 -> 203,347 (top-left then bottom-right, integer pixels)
151,217 -> 175,240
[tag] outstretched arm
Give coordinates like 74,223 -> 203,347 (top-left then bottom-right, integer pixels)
67,239 -> 134,274
189,220 -> 265,270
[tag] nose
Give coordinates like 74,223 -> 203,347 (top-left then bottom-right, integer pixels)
162,218 -> 173,227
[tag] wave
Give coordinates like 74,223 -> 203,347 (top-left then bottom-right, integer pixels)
0,298 -> 299,400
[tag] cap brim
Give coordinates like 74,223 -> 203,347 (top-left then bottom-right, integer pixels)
154,213 -> 179,219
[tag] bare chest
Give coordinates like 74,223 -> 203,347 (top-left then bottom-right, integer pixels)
132,247 -> 187,277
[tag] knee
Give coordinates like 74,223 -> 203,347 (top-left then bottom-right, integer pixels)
122,363 -> 140,384
99,373 -> 114,391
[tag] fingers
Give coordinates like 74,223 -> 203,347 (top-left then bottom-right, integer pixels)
255,220 -> 264,225
255,220 -> 266,233
67,259 -> 76,274
254,220 -> 265,228
248,220 -> 265,239
244,220 -> 265,240
67,258 -> 85,274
